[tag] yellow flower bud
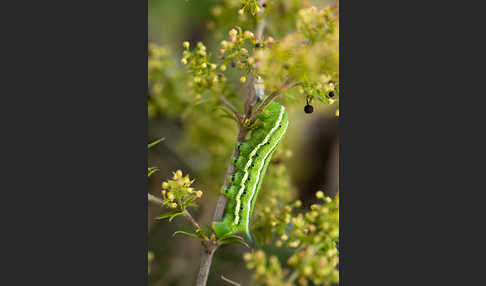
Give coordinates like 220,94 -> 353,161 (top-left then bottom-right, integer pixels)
280,234 -> 288,241
201,63 -> 207,68
183,41 -> 190,49
170,203 -> 177,208
243,252 -> 252,261
167,192 -> 175,201
240,76 -> 246,83
255,250 -> 265,259
244,31 -> 254,38
180,58 -> 187,65
335,109 -> 340,117
316,191 -> 324,199
289,240 -> 300,247
238,9 -> 244,15
162,182 -> 169,189
229,29 -> 238,37
196,190 -> 203,198
220,64 -> 226,71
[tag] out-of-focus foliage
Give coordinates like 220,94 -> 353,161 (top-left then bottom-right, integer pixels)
244,192 -> 339,286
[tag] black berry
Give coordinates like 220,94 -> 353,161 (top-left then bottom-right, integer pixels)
262,3 -> 267,8
328,91 -> 335,98
304,104 -> 314,114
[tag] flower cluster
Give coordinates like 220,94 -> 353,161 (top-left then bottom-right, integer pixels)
238,0 -> 262,16
181,41 -> 225,98
160,170 -> 203,210
256,5 -> 338,100
299,76 -> 338,105
217,27 -> 273,82
245,192 -> 339,285
296,6 -> 336,44
207,1 -> 254,35
148,43 -> 192,119
243,250 -> 290,286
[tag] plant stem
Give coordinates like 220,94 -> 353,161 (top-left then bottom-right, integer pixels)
196,2 -> 269,285
184,210 -> 201,230
196,72 -> 253,286
148,193 -> 163,205
286,270 -> 299,284
220,97 -> 243,122
196,240 -> 218,286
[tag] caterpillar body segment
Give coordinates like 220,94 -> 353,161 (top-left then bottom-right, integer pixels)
213,101 -> 288,241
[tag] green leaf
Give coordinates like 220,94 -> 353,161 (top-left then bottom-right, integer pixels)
148,138 -> 165,149
219,239 -> 249,248
147,167 -> 158,177
219,233 -> 245,241
173,230 -> 201,240
216,106 -> 238,122
187,203 -> 199,209
155,210 -> 183,220
169,211 -> 185,222
182,195 -> 197,205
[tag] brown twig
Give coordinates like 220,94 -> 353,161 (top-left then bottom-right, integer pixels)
196,2 -> 271,285
220,97 -> 243,123
248,78 -> 294,123
184,210 -> 201,230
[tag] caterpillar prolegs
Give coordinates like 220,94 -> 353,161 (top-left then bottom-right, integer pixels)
212,101 -> 288,241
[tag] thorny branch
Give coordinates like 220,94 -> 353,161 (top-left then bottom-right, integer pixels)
196,2 -> 294,285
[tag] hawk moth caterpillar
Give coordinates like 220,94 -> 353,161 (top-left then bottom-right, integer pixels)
213,101 -> 288,242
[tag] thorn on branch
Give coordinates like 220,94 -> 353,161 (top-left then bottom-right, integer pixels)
220,97 -> 243,123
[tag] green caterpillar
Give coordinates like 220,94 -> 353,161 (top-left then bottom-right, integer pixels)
213,101 -> 288,242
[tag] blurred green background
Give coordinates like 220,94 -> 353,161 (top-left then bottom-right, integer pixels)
148,1 -> 338,285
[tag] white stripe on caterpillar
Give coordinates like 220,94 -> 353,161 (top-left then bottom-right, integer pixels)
245,115 -> 288,236
234,105 -> 286,225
